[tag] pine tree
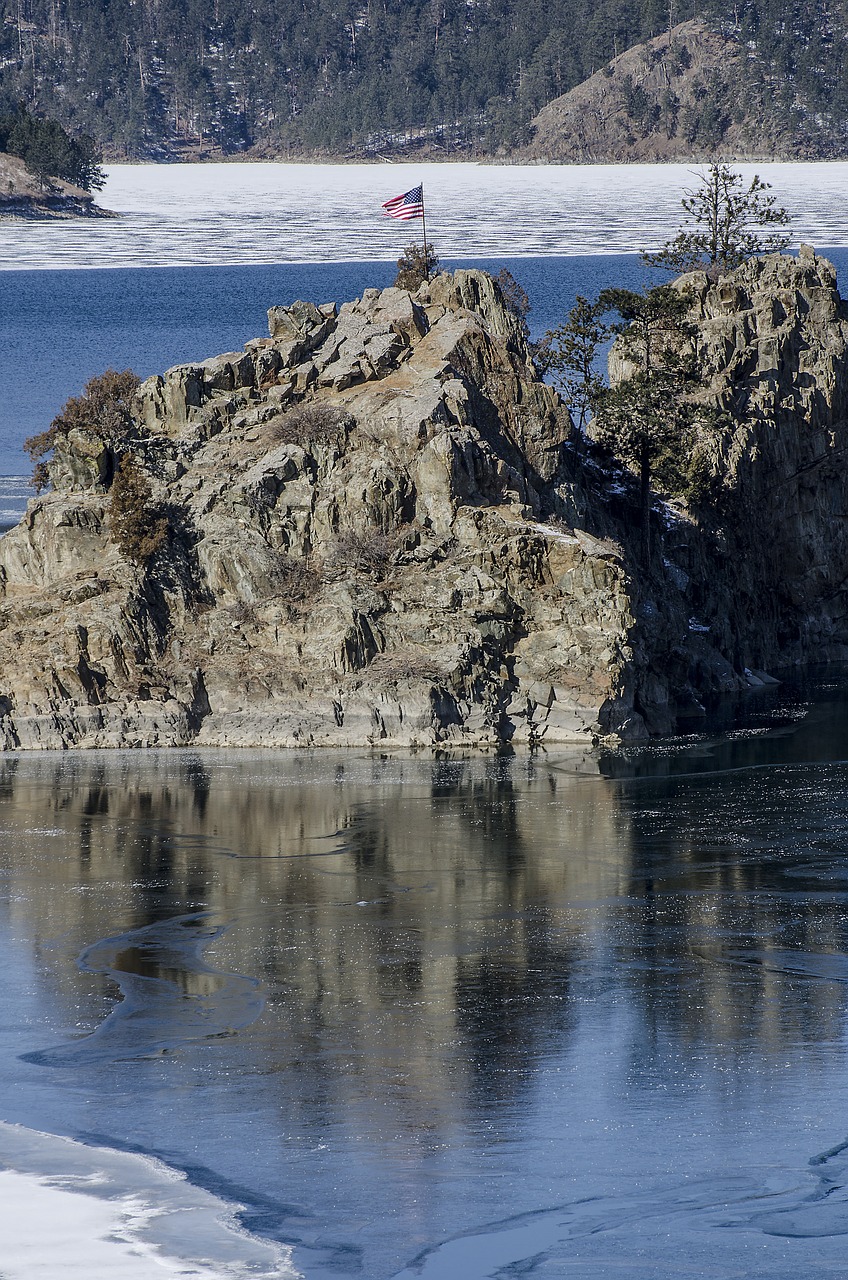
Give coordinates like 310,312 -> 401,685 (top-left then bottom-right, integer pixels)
543,295 -> 608,429
644,163 -> 790,277
593,285 -> 718,558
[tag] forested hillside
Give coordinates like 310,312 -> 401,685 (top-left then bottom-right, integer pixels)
525,15 -> 847,162
706,0 -> 848,155
0,0 -> 845,159
0,0 -> 659,157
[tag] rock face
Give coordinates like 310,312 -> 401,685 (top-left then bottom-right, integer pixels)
524,20 -> 794,163
0,270 -> 646,750
1,257 -> 847,753
669,246 -> 848,668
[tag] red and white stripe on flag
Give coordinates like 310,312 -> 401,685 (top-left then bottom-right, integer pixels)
382,185 -> 424,220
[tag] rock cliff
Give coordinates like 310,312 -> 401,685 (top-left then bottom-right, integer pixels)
1,257 -> 847,752
667,246 -> 848,669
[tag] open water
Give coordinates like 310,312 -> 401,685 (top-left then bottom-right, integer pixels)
3,162 -> 848,1277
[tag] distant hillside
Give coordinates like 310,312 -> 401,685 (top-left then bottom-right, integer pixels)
0,0 -> 688,159
2,0 -> 848,160
524,18 -> 842,162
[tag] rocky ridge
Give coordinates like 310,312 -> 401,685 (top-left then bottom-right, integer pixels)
668,246 -> 848,666
1,257 -> 847,752
524,19 -> 799,163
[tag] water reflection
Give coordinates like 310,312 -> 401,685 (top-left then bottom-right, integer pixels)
1,737 -> 847,1088
2,700 -> 848,1275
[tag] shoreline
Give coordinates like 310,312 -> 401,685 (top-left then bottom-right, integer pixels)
97,153 -> 848,168
0,198 -> 114,220
97,148 -> 848,167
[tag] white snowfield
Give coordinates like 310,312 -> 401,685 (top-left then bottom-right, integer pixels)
0,160 -> 847,270
0,1123 -> 299,1280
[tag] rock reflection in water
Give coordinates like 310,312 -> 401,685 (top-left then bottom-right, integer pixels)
1,724 -> 848,1276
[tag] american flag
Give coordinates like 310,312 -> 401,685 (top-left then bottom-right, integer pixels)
382,185 -> 425,221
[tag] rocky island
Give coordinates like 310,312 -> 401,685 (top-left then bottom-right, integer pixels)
0,253 -> 846,752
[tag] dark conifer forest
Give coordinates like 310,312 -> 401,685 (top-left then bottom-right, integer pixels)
0,102 -> 102,186
0,0 -> 844,158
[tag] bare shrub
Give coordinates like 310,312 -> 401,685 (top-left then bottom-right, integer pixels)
227,599 -> 258,625
495,268 -> 531,330
26,368 -> 140,486
326,527 -> 407,581
544,514 -> 574,534
395,241 -> 440,290
268,402 -> 350,447
269,555 -> 321,609
109,453 -> 168,565
368,650 -> 445,685
30,461 -> 50,493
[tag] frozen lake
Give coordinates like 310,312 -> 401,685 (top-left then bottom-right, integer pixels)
4,678 -> 848,1277
2,160 -> 848,270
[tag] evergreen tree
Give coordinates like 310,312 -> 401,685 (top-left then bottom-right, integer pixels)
0,0 -> 665,157
593,285 -> 718,558
1,0 -> 844,158
0,104 -> 104,190
543,295 -> 608,429
644,163 -> 790,277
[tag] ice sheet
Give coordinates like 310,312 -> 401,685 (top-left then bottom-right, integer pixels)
0,160 -> 846,270
0,1123 -> 299,1279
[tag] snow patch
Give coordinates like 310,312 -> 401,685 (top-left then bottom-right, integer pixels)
0,1122 -> 299,1280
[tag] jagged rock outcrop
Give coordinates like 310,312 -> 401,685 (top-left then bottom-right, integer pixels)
663,246 -> 848,667
0,270 -> 660,750
1,256 -> 847,753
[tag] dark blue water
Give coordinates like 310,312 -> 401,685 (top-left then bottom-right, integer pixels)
0,255 -> 663,475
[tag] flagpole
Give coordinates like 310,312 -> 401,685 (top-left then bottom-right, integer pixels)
421,186 -> 429,283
